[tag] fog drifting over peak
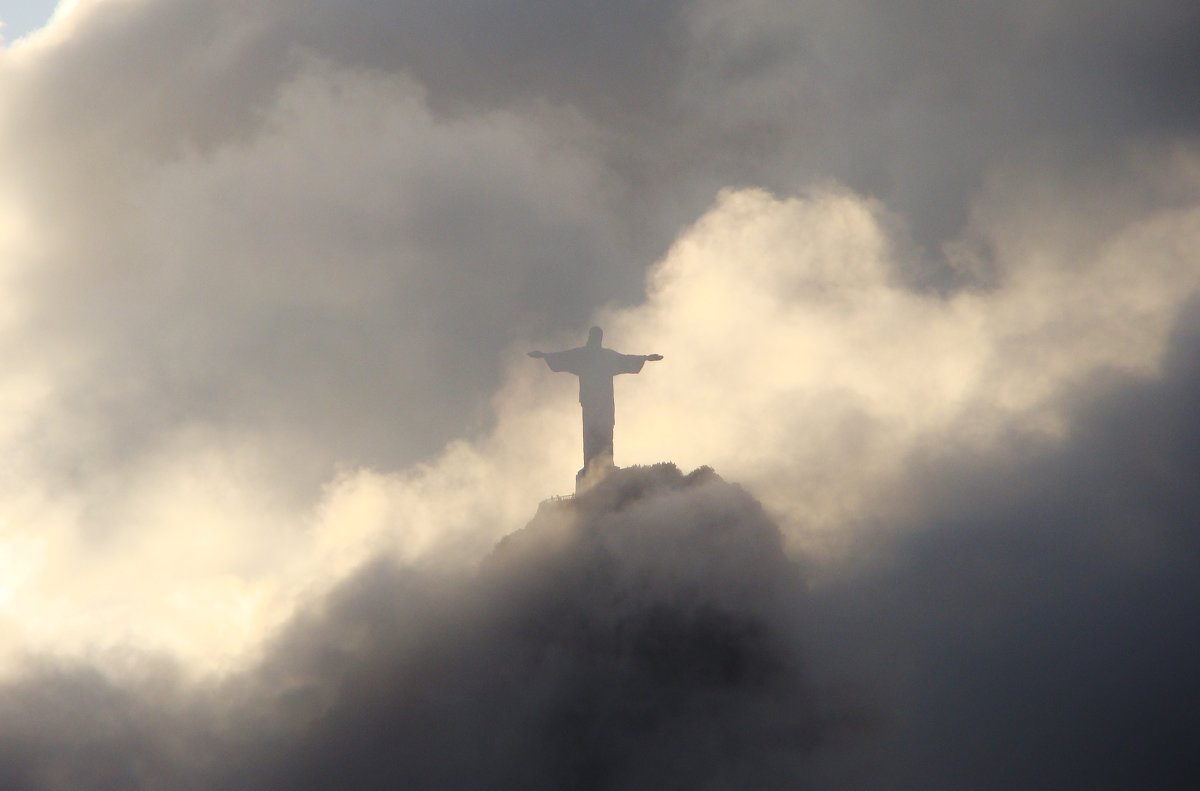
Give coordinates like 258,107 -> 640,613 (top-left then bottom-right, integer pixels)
1,0 -> 1198,787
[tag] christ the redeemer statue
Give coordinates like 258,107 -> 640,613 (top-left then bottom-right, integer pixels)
529,326 -> 662,487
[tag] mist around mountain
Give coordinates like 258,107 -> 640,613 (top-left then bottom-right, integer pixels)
0,464 -> 868,790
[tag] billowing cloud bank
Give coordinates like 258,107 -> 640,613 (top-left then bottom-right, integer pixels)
1,0 -> 1199,787
2,426 -> 1197,788
5,178 -> 1197,674
0,466 -> 842,789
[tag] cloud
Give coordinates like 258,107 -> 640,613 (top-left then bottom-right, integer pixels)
610,172 -> 1200,535
3,169 -> 1199,676
4,54 -> 614,478
3,0 -> 1198,509
0,466 -> 858,790
0,0 -> 1199,786
2,322 -> 1196,788
803,302 -> 1200,788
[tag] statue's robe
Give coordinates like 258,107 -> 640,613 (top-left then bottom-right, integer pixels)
540,346 -> 647,470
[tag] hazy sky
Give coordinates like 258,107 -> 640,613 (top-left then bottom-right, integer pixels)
0,0 -> 1198,787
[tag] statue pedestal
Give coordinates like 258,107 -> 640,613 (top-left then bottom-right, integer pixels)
575,457 -> 616,494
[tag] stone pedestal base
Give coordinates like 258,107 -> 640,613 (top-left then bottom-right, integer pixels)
575,457 -> 616,494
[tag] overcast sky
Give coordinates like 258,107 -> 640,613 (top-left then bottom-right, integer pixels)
0,0 -> 1198,788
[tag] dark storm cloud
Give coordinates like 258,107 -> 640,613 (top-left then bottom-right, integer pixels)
285,0 -> 1200,267
0,661 -> 214,791
669,0 -> 1200,276
806,299 -> 1200,789
291,0 -> 690,114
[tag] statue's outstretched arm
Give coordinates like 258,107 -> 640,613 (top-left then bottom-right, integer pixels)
644,354 -> 663,361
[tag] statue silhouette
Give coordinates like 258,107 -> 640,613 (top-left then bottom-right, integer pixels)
529,326 -> 662,487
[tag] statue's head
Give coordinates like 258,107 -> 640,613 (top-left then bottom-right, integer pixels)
587,326 -> 603,347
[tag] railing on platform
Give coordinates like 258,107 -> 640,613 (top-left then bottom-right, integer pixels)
538,492 -> 576,509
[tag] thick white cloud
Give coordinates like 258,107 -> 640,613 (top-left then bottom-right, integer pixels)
615,174 -> 1200,532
